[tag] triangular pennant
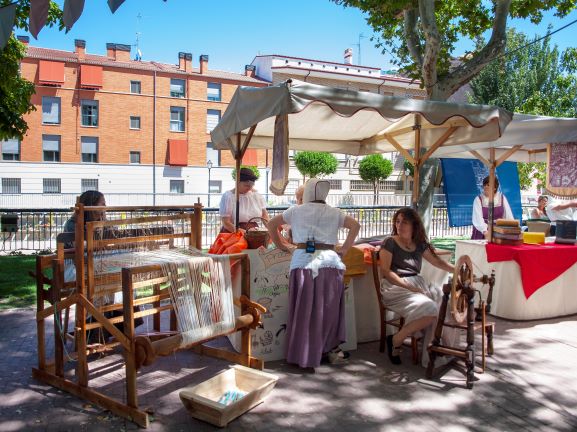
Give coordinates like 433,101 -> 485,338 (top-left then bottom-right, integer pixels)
0,2 -> 17,50
29,0 -> 50,39
107,0 -> 126,14
63,0 -> 85,31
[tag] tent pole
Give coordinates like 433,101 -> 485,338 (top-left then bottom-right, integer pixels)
235,133 -> 242,230
411,115 -> 422,209
488,148 -> 496,243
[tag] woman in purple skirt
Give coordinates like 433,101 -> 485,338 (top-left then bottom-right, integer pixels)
267,179 -> 360,369
471,176 -> 513,240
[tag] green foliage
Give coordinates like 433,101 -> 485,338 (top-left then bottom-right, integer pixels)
0,1 -> 64,140
403,159 -> 414,177
359,154 -> 393,204
469,29 -> 576,190
293,151 -> 338,179
332,0 -> 575,99
231,165 -> 260,181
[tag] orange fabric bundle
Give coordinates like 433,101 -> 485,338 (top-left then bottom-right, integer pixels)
208,231 -> 248,255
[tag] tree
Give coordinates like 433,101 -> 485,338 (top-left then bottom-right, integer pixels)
293,151 -> 338,180
332,0 -> 575,228
0,0 -> 63,140
358,154 -> 393,204
469,29 -> 577,190
231,165 -> 260,181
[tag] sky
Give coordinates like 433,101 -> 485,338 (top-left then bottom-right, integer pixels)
18,0 -> 577,75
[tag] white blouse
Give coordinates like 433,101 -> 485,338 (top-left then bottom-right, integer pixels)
282,202 -> 346,275
472,192 -> 514,234
219,190 -> 266,223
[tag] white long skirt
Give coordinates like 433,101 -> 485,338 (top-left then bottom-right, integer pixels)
380,274 -> 460,366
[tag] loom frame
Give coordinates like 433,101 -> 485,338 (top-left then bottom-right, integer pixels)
32,204 -> 264,428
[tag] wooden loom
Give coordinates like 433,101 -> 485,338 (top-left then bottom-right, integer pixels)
32,204 -> 265,428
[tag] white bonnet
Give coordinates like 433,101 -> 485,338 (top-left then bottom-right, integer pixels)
303,178 -> 330,203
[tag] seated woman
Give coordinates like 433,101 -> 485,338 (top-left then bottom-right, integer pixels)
530,195 -> 549,220
378,207 -> 454,365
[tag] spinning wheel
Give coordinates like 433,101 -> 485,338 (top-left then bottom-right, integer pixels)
450,255 -> 474,324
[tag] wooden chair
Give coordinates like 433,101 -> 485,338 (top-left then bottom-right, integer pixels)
370,249 -> 420,364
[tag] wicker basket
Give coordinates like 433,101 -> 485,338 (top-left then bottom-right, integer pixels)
245,217 -> 270,249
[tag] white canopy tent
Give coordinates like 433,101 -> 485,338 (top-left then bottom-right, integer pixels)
210,80 -> 512,227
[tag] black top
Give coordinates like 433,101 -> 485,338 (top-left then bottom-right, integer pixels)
381,236 -> 428,277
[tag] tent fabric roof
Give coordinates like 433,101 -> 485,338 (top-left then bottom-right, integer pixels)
211,79 -> 513,155
435,114 -> 577,162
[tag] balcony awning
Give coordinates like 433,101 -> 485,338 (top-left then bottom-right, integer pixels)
80,65 -> 103,89
167,139 -> 188,166
38,60 -> 64,86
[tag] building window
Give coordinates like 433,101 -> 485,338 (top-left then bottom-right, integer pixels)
206,142 -> 220,166
207,82 -> 221,101
1,178 -> 21,194
350,179 -> 402,191
130,80 -> 141,94
170,179 -> 184,194
130,116 -> 141,130
170,107 -> 185,132
328,179 -> 342,190
81,100 -> 99,127
81,136 -> 98,163
206,109 -> 220,133
42,134 -> 60,162
1,139 -> 20,161
81,179 -> 98,192
43,178 -> 61,194
130,151 -> 141,164
170,78 -> 185,98
42,96 -> 61,124
209,180 -> 222,194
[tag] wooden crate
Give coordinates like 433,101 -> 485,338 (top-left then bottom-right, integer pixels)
179,365 -> 278,427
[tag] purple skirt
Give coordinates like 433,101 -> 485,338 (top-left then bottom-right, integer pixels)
285,267 -> 346,368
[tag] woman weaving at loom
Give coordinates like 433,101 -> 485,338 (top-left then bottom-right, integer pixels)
219,167 -> 269,233
267,179 -> 360,369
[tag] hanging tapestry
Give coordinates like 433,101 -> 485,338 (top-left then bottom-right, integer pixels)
546,143 -> 577,197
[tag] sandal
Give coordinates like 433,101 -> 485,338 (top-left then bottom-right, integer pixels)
386,335 -> 402,365
324,348 -> 350,365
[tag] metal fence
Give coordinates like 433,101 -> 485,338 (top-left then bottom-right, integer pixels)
0,205 -> 486,253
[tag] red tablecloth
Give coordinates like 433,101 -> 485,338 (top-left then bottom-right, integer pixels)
485,243 -> 577,299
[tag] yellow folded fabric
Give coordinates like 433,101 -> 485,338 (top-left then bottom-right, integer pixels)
523,231 -> 545,245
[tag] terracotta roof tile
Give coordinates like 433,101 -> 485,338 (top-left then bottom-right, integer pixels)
25,46 -> 268,84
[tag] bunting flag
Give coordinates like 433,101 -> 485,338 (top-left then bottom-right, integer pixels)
63,0 -> 85,31
440,158 -> 523,227
29,0 -> 50,39
0,2 -> 17,50
546,142 -> 577,198
107,0 -> 126,14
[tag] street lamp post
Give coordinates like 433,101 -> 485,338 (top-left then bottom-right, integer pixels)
207,160 -> 213,207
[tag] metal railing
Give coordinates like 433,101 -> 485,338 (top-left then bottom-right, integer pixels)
1,205 -> 488,253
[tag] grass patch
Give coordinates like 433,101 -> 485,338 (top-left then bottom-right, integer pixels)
0,255 -> 38,310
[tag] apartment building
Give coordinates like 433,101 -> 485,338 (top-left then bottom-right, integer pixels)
0,37 -> 268,207
249,49 -> 427,196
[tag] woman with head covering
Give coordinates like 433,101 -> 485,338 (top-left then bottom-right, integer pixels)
219,167 -> 269,233
267,178 -> 360,369
378,207 -> 455,365
471,175 -> 514,240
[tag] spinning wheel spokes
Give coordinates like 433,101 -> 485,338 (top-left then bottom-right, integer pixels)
450,255 -> 474,323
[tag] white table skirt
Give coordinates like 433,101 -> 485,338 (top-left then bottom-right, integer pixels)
455,240 -> 577,320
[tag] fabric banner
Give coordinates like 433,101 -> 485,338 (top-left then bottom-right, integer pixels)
269,114 -> 289,195
441,158 -> 522,227
546,142 -> 577,197
0,2 -> 17,50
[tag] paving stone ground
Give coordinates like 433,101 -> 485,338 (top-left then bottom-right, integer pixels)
1,307 -> 576,431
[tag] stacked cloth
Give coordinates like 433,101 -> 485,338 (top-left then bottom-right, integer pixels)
492,219 -> 522,245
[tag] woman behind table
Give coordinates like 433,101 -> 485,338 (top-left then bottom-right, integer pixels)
471,176 -> 514,240
267,179 -> 360,369
378,207 -> 455,365
530,195 -> 549,220
219,167 -> 269,233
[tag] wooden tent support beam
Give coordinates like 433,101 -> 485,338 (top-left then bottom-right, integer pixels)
420,126 -> 458,164
383,134 -> 416,165
470,150 -> 491,168
32,368 -> 150,428
412,114 -> 422,208
495,145 -> 522,167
